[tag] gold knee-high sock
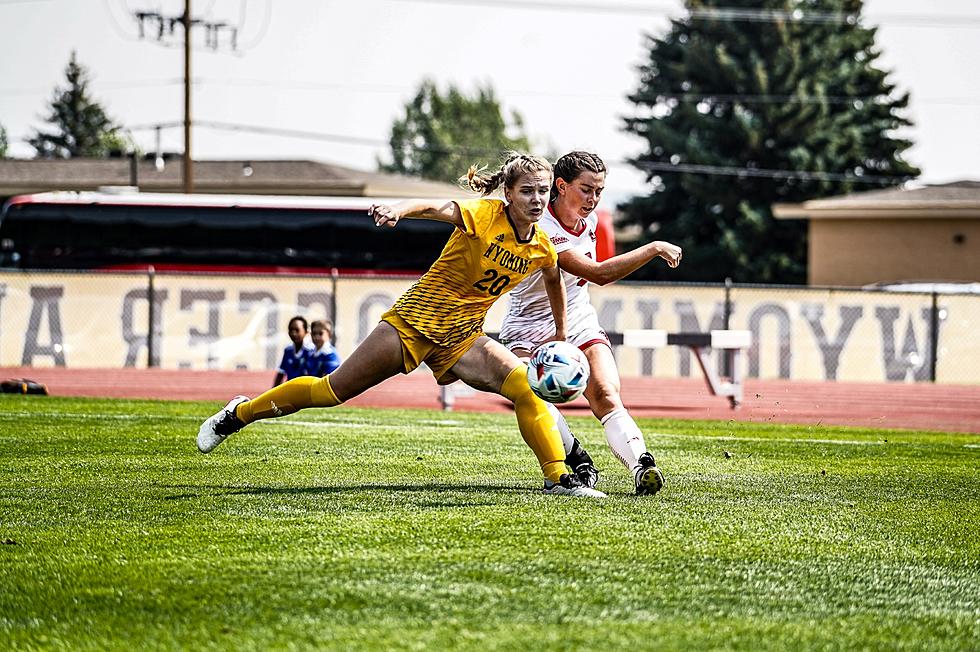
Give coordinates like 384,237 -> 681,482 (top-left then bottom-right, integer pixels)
500,365 -> 567,483
236,375 -> 341,424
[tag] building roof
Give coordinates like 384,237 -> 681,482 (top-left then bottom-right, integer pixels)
0,157 -> 466,198
773,180 -> 980,219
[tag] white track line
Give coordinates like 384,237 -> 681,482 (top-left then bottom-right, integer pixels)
0,411 -> 461,429
649,432 -> 885,446
1,412 -> 967,443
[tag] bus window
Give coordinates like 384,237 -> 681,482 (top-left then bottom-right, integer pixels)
0,191 -> 455,274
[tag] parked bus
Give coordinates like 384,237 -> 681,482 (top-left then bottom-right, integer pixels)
0,190 -> 457,274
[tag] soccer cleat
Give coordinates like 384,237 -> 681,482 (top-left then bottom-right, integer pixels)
565,437 -> 599,489
197,395 -> 249,453
573,462 -> 600,490
634,452 -> 665,496
543,473 -> 607,499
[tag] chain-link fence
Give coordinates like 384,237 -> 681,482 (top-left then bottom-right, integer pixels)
2,270 -> 977,384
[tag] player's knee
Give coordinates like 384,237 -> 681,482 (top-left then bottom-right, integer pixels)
587,378 -> 622,412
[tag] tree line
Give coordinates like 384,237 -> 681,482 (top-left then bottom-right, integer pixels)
1,0 -> 918,284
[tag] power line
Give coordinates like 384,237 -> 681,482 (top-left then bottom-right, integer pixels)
185,79 -> 980,107
125,119 -> 913,185
639,92 -> 894,106
192,120 -> 389,148
380,0 -> 980,28
630,160 -> 905,184
7,75 -> 970,108
0,78 -> 186,96
130,120 -> 501,157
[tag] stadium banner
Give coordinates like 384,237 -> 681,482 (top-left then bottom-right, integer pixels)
579,285 -> 947,384
0,271 -> 976,384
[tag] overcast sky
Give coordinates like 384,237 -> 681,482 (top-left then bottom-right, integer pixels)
2,0 -> 978,203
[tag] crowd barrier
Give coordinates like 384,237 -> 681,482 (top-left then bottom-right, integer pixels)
1,269 -> 977,384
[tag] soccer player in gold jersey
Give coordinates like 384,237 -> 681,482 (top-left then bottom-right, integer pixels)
197,154 -> 606,498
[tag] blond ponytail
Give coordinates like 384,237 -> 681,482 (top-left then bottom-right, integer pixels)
458,153 -> 552,196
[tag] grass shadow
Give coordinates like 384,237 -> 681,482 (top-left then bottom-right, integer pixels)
163,482 -> 530,501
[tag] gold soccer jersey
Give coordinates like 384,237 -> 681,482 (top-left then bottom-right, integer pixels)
393,198 -> 558,347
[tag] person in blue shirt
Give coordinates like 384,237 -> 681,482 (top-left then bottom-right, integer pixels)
273,315 -> 314,387
307,319 -> 341,377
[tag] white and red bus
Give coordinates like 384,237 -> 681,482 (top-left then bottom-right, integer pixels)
0,190 -> 456,274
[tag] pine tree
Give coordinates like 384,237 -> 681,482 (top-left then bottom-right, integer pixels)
621,0 -> 919,283
381,79 -> 531,183
29,51 -> 123,158
0,124 -> 8,158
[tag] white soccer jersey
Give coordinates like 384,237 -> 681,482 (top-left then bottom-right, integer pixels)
500,204 -> 608,350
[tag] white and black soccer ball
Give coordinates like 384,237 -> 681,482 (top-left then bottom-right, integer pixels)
526,341 -> 590,404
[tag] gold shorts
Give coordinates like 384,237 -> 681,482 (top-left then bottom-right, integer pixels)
380,308 -> 482,384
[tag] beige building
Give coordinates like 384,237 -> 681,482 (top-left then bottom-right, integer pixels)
0,157 -> 463,200
774,180 -> 980,286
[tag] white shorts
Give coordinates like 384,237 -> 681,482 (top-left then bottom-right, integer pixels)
500,303 -> 610,354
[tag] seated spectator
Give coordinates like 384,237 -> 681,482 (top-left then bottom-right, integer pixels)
273,316 -> 314,387
307,319 -> 341,377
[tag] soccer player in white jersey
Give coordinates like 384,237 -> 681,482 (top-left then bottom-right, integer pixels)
500,151 -> 682,495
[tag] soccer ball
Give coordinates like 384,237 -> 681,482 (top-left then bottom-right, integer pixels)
526,341 -> 590,404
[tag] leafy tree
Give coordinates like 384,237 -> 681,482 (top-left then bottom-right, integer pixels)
622,0 -> 919,283
29,51 -> 123,158
0,124 -> 8,158
381,79 -> 531,183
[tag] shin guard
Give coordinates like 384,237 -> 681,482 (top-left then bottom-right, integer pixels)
236,375 -> 342,424
500,365 -> 567,483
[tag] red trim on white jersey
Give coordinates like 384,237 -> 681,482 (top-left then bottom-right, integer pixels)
547,202 -> 588,237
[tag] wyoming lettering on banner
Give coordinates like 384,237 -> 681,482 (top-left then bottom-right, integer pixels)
0,271 -> 976,384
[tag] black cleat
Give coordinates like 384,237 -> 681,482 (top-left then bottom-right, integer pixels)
634,452 -> 665,496
565,437 -> 599,489
573,462 -> 600,490
543,473 -> 607,498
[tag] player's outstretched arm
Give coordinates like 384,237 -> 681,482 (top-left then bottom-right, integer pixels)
559,240 -> 682,286
368,200 -> 464,228
541,263 -> 568,341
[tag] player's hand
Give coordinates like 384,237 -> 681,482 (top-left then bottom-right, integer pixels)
655,241 -> 682,268
369,204 -> 401,228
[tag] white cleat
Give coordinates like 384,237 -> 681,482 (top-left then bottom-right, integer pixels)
543,473 -> 607,498
197,395 -> 249,453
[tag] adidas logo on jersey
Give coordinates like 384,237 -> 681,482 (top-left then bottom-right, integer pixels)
495,233 -> 505,243
551,236 -> 568,245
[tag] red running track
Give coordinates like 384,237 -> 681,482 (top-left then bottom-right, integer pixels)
2,366 -> 978,434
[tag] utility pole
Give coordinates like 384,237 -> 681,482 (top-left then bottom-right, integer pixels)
183,0 -> 192,193
132,2 -> 239,194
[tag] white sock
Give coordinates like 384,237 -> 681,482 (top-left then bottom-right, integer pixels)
600,408 -> 647,473
545,401 -> 576,456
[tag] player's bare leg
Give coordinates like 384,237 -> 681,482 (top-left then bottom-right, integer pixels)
583,343 -> 664,495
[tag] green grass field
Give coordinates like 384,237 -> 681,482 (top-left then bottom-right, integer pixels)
1,395 -> 978,651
